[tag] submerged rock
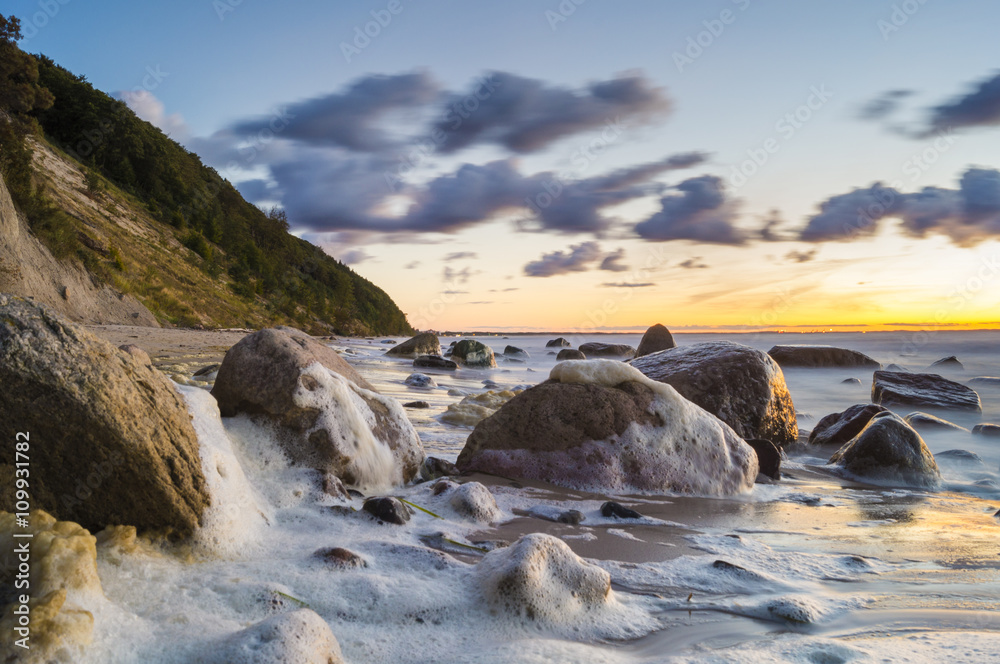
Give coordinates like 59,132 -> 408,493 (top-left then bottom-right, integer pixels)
404,372 -> 436,388
929,355 -> 963,370
578,342 -> 636,359
211,327 -> 424,489
969,376 -> 1000,386
314,546 -> 367,568
403,401 -> 430,409
972,423 -> 1000,438
441,390 -> 521,427
457,360 -> 757,496
828,411 -> 941,488
477,533 -> 611,623
208,609 -> 344,664
904,412 -> 968,432
635,323 -> 676,358
503,345 -> 529,361
809,404 -> 888,447
556,348 -> 586,361
413,354 -> 457,370
546,337 -> 572,347
386,332 -> 441,359
451,339 -> 498,368
842,377 -> 862,385
631,341 -> 798,447
768,345 -> 881,368
0,295 -> 208,535
872,370 -> 982,412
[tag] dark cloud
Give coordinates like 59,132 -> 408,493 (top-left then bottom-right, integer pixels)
442,289 -> 469,295
678,257 -> 708,269
443,266 -> 478,284
230,72 -> 440,152
758,209 -> 790,242
235,178 -> 277,203
601,282 -> 655,288
404,261 -> 421,269
599,248 -> 629,272
634,175 -> 747,244
523,242 -> 603,277
926,71 -> 1000,135
785,249 -> 818,263
432,71 -> 670,154
859,89 -> 913,121
799,167 -> 1000,245
443,251 -> 478,261
489,287 -> 520,292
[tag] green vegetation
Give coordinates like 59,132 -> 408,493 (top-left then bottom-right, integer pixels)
0,14 -> 412,334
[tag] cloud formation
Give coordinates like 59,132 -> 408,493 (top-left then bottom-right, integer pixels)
634,175 -> 746,244
599,248 -> 629,272
858,89 -> 913,121
523,242 -> 604,277
432,71 -> 671,154
926,71 -> 1000,135
601,282 -> 654,288
799,167 -> 1000,245
231,71 -> 439,152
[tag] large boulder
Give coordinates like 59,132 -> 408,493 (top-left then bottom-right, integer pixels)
211,327 -> 423,488
450,339 -> 497,368
808,404 -> 888,447
578,342 -> 636,359
828,411 -> 941,488
386,332 -> 440,359
0,295 -> 208,535
477,533 -> 611,623
546,337 -> 572,347
503,345 -> 529,361
904,412 -> 968,432
630,341 -> 797,447
929,356 -> 963,371
635,324 -> 676,358
872,370 -> 982,413
457,360 -> 757,496
768,345 -> 881,368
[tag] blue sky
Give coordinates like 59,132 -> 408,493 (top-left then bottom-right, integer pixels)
13,0 -> 1000,331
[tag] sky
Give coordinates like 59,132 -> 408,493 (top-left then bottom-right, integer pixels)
12,0 -> 1000,332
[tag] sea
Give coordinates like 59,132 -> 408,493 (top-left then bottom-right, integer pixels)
80,330 -> 1000,663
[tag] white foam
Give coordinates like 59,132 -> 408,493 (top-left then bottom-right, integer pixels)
179,386 -> 271,556
292,362 -> 406,492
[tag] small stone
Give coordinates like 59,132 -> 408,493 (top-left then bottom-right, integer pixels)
314,546 -> 366,568
362,496 -> 411,525
322,473 -> 351,500
546,337 -> 571,347
557,509 -> 585,525
193,363 -> 221,376
600,501 -> 642,519
404,372 -> 436,388
842,377 -> 862,384
403,401 -> 430,409
420,456 -> 460,481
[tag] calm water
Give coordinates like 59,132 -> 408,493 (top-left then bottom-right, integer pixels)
82,331 -> 1000,663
